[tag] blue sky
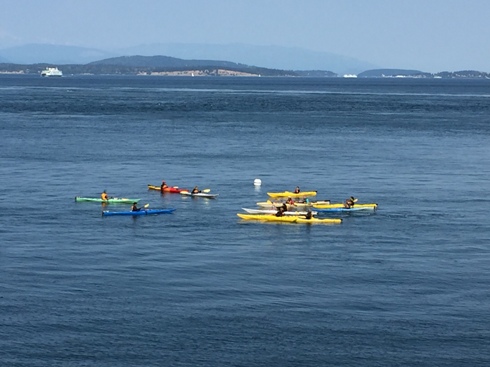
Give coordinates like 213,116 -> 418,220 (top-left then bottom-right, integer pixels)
1,0 -> 489,72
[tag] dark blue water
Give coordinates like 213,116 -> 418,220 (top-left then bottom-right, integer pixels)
1,75 -> 489,366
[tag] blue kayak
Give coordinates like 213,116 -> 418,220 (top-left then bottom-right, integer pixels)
102,208 -> 176,216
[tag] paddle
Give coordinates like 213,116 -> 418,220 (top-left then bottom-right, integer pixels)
202,189 -> 211,193
143,203 -> 150,208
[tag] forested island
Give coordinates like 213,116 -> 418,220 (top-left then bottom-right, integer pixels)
0,55 -> 488,79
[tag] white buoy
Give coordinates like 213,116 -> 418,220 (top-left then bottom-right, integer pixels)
254,178 -> 262,186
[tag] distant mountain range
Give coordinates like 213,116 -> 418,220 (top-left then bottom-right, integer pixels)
0,43 -> 488,78
116,43 -> 379,75
0,42 -> 376,75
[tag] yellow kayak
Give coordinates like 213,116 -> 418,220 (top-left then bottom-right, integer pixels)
312,203 -> 378,210
267,191 -> 317,198
257,199 -> 330,208
237,213 -> 342,224
237,213 -> 298,223
242,208 -> 319,216
295,217 -> 342,224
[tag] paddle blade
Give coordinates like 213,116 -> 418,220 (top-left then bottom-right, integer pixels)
202,189 -> 211,193
144,203 -> 150,208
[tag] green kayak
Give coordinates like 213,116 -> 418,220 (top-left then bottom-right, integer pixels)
75,196 -> 140,204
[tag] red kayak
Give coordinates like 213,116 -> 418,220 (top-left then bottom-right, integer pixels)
147,184 -> 187,193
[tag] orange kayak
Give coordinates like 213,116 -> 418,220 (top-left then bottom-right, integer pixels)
147,184 -> 187,193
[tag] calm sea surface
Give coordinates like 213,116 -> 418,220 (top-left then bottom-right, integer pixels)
1,75 -> 489,366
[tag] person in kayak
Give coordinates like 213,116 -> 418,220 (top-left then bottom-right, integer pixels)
191,186 -> 200,194
294,186 -> 301,194
101,190 -> 109,200
131,202 -> 141,212
276,207 -> 285,217
286,197 -> 295,205
304,210 -> 313,220
295,197 -> 310,205
344,196 -> 358,208
160,180 -> 168,192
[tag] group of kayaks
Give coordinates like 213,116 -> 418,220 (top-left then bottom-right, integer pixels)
237,189 -> 378,225
75,184 -> 377,223
75,182 -> 218,217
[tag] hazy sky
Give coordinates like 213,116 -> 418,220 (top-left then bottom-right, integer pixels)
1,0 -> 489,72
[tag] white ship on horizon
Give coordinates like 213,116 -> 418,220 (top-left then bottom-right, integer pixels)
41,67 -> 63,77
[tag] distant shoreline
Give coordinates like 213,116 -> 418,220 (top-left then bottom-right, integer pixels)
0,66 -> 489,79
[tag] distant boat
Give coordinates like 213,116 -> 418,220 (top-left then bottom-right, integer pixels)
41,67 -> 63,77
343,74 -> 357,78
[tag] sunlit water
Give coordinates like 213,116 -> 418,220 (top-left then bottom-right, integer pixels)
1,75 -> 489,366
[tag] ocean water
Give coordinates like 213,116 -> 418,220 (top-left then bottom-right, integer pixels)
0,75 -> 489,366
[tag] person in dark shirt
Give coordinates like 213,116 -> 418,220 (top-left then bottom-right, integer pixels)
276,207 -> 285,217
191,186 -> 200,194
131,202 -> 141,212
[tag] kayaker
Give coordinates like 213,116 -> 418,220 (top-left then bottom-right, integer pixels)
286,197 -> 295,205
344,196 -> 358,208
294,186 -> 301,194
160,180 -> 168,192
281,203 -> 288,212
131,202 -> 141,212
304,210 -> 313,220
101,190 -> 109,200
276,207 -> 285,217
296,197 -> 310,204
191,186 -> 200,194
